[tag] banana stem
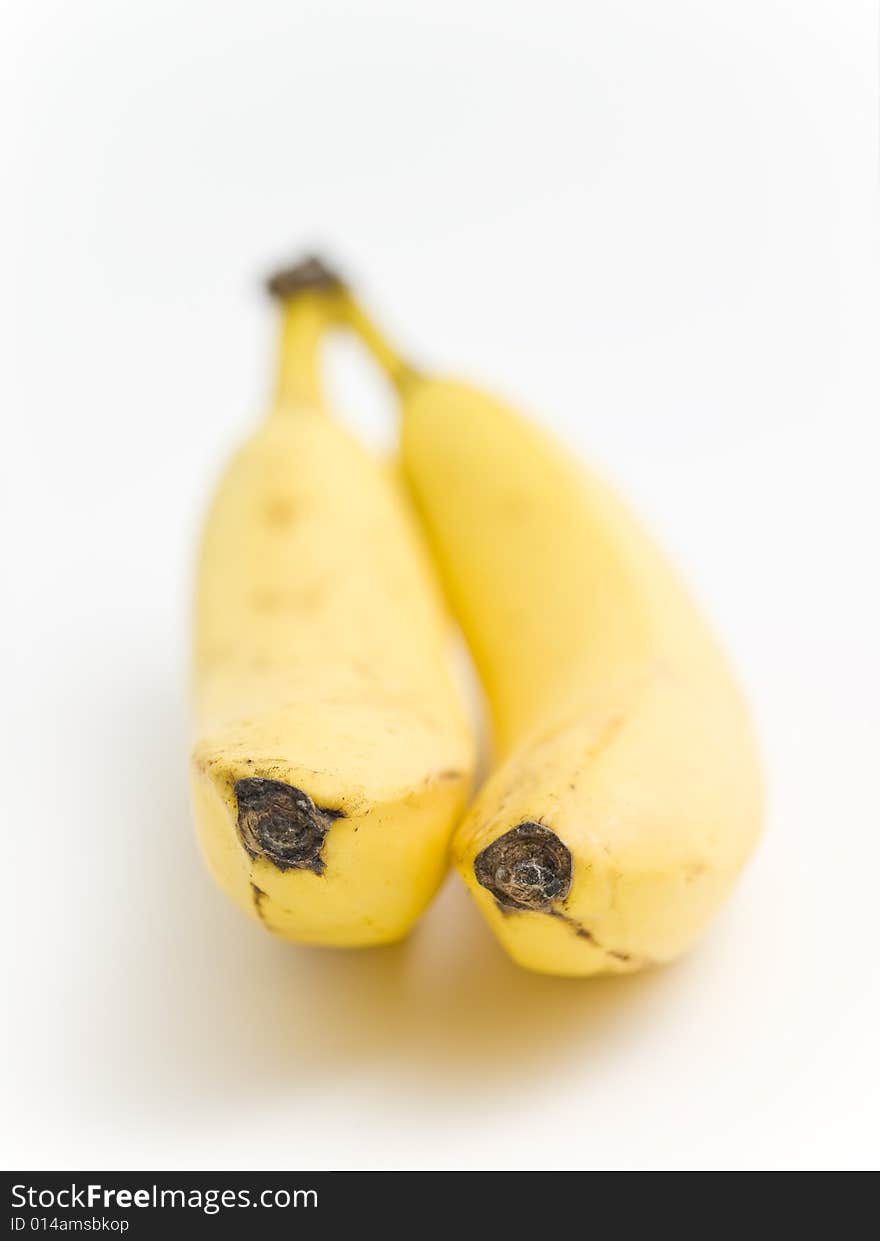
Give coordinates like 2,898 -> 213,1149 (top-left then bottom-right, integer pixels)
266,254 -> 418,411
337,293 -> 418,393
273,292 -> 341,412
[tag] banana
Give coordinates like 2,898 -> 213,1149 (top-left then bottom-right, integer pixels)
343,292 -> 763,977
190,259 -> 474,946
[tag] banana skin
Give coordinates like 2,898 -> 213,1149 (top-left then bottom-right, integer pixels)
405,382 -> 762,975
190,263 -> 474,946
342,295 -> 763,977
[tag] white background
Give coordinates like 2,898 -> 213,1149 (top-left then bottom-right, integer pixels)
1,0 -> 878,1172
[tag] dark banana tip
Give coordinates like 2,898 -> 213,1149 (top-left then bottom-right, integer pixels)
234,777 -> 343,875
265,255 -> 346,300
474,822 -> 572,912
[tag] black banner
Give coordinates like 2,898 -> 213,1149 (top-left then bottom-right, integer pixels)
2,1170 -> 610,1235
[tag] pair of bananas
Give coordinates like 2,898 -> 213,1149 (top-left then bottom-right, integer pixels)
190,256 -> 762,977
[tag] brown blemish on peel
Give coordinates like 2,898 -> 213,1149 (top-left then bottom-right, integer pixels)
474,822 -> 635,965
548,910 -> 633,962
235,778 -> 343,874
250,581 -> 328,614
251,883 -> 268,922
251,587 -> 284,611
264,496 -> 297,527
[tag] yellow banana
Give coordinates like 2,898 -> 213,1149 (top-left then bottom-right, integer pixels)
343,291 -> 763,977
190,259 -> 474,946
